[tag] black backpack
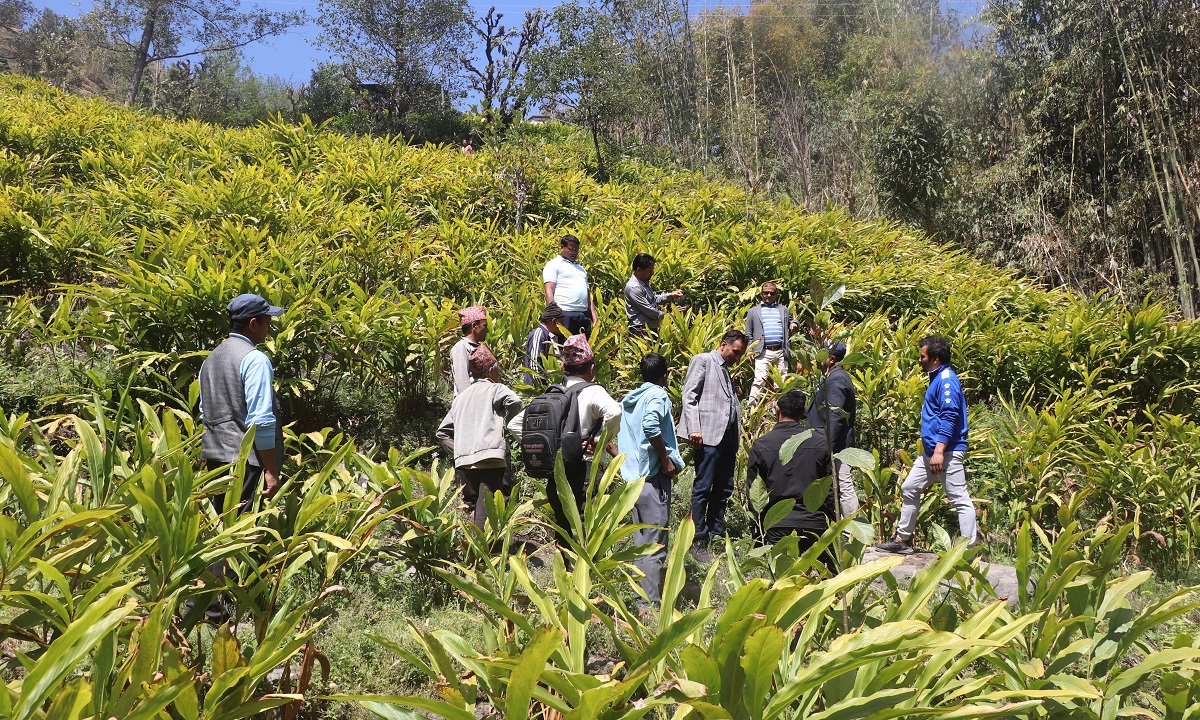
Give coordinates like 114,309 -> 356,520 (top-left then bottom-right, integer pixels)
520,382 -> 594,478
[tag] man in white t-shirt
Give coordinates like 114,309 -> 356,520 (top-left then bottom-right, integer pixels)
543,234 -> 597,337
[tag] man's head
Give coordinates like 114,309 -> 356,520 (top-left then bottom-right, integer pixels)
822,340 -> 847,371
775,389 -> 807,422
760,282 -> 779,305
562,334 -> 596,380
457,306 -> 488,341
640,352 -> 669,386
540,302 -> 564,331
632,253 -> 656,281
918,335 -> 951,373
228,293 -> 285,344
560,234 -> 580,262
468,344 -> 500,382
717,329 -> 748,364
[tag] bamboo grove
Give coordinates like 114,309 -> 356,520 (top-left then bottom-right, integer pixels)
2,76 -> 1200,717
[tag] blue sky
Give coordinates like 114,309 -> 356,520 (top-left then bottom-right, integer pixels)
34,0 -> 986,87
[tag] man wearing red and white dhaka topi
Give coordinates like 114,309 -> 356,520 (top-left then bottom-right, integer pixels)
451,306 -> 489,396
508,333 -> 621,537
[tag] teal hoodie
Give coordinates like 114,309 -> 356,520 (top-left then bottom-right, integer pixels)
618,382 -> 684,482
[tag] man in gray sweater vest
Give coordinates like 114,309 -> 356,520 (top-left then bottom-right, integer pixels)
200,293 -> 286,512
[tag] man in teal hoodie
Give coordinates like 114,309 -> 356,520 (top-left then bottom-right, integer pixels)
618,352 -> 684,610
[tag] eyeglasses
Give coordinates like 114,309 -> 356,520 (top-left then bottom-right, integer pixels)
761,291 -> 777,297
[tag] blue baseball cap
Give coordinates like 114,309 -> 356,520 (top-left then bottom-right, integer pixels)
227,293 -> 285,320
825,340 -> 847,361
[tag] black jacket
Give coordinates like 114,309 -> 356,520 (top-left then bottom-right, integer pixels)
806,364 -> 856,453
747,422 -> 834,531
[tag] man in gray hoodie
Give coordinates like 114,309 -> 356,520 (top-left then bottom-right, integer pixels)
437,345 -> 524,528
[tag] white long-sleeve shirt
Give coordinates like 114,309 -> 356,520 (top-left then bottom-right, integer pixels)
507,376 -> 621,462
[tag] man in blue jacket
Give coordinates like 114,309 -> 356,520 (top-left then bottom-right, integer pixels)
877,336 -> 977,554
618,352 -> 684,609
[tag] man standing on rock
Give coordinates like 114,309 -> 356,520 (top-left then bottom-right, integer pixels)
678,329 -> 748,562
451,306 -> 488,396
543,234 -> 598,337
200,293 -> 286,510
745,282 -> 800,405
618,353 -> 683,610
806,340 -> 860,518
624,253 -> 683,337
876,335 -> 976,555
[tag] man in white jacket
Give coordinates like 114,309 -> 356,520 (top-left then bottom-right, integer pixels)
437,344 -> 523,528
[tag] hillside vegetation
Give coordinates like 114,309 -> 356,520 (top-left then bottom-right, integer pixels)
2,76 -> 1200,718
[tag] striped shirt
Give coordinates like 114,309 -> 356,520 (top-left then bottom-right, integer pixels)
761,304 -> 785,346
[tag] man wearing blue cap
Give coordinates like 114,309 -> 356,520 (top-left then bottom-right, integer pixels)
806,340 -> 859,519
199,293 -> 286,511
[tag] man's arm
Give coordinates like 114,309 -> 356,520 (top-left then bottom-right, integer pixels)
589,290 -> 598,325
241,352 -> 281,495
680,355 -> 706,447
544,281 -> 556,305
929,376 -> 961,473
824,378 -> 847,453
642,396 -> 678,476
627,283 -> 664,322
435,408 -> 455,452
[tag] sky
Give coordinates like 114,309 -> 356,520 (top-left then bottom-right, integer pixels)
34,0 -> 987,87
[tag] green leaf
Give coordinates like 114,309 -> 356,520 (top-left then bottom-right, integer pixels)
833,447 -> 876,471
328,695 -> 477,720
778,429 -> 813,466
211,623 -> 245,684
805,688 -> 916,720
0,443 -> 40,521
803,476 -> 834,512
749,476 -> 770,514
740,626 -> 785,720
44,678 -> 93,720
762,499 -> 796,531
507,626 -> 563,720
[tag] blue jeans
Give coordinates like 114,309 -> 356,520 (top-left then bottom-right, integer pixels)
563,311 -> 592,338
691,423 -> 738,545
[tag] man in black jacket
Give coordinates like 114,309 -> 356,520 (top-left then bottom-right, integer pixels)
805,340 -> 859,518
747,390 -> 836,555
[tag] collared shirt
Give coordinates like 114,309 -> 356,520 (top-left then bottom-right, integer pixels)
624,274 -> 671,329
199,333 -> 277,450
715,351 -> 738,424
542,255 -> 590,313
747,422 -> 834,531
507,375 -> 621,462
760,303 -> 785,345
450,337 -> 480,396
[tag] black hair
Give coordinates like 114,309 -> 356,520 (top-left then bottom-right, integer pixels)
563,358 -> 594,376
919,335 -> 952,365
721,329 -> 748,346
776,390 -> 807,420
632,253 -> 656,271
461,318 -> 484,335
640,352 -> 668,383
231,315 -> 260,334
561,234 -> 579,247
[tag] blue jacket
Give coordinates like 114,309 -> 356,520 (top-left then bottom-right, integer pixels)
921,365 -> 968,455
618,382 -> 684,482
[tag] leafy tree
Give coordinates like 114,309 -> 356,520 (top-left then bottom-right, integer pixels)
315,0 -> 470,126
461,6 -> 546,127
87,0 -> 304,106
530,1 -> 649,177
300,62 -> 359,125
869,88 -> 953,235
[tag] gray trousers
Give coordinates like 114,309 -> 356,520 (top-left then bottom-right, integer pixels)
896,451 -> 976,543
834,459 -> 860,518
632,471 -> 672,606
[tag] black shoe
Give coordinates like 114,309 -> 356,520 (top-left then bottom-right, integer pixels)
690,542 -> 712,564
875,537 -> 914,555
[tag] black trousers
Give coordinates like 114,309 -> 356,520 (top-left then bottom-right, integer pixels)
461,466 -> 512,529
562,312 -> 592,338
209,462 -> 263,515
764,526 -> 836,574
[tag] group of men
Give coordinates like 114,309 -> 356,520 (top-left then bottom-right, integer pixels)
196,235 -> 977,614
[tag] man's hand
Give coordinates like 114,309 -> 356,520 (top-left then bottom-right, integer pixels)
930,446 -> 946,474
663,457 -> 678,478
669,290 -> 684,301
789,321 -> 799,333
688,432 -> 704,450
263,469 -> 281,499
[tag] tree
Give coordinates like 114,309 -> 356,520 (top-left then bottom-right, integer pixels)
461,7 -> 546,127
869,88 -> 953,235
315,0 -> 470,126
88,0 -> 304,106
530,1 -> 649,177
